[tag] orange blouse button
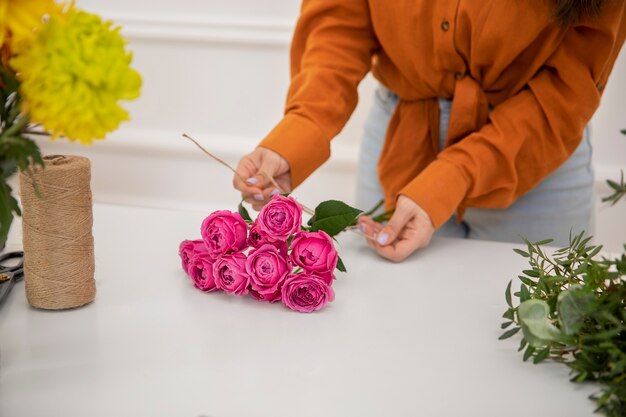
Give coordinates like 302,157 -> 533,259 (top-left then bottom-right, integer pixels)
454,72 -> 464,80
441,20 -> 450,31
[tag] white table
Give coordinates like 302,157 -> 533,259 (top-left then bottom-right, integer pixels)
0,203 -> 597,417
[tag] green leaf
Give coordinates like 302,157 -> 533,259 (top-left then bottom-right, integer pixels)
308,200 -> 363,237
499,327 -> 520,340
533,239 -> 554,246
505,280 -> 513,308
523,345 -> 536,362
501,321 -> 513,329
523,269 -> 540,278
238,201 -> 252,222
0,179 -> 19,245
513,248 -> 530,257
502,308 -> 514,320
533,347 -> 551,364
518,299 -> 569,347
336,255 -> 346,273
518,338 -> 527,352
557,286 -> 593,336
519,284 -> 531,302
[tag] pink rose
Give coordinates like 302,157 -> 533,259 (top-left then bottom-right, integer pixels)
290,231 -> 338,277
201,210 -> 248,258
187,253 -> 218,292
245,244 -> 290,297
281,273 -> 335,313
248,222 -> 289,256
256,195 -> 303,242
178,239 -> 208,273
213,253 -> 249,295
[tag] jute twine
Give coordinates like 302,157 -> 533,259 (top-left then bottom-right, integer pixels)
19,155 -> 96,310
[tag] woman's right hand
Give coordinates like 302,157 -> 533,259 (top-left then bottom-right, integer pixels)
233,147 -> 292,210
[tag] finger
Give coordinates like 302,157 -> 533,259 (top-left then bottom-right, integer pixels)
247,154 -> 281,192
233,156 -> 264,196
373,236 -> 420,263
358,216 -> 383,238
374,206 -> 414,247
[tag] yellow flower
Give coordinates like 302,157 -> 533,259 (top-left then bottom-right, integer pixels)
11,8 -> 141,143
0,0 -> 61,51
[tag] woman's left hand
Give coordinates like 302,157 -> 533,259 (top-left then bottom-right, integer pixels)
358,195 -> 435,262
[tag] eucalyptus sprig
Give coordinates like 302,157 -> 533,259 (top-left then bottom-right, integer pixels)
500,232 -> 626,416
601,129 -> 626,206
602,170 -> 626,206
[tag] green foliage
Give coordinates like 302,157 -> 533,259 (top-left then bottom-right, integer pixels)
602,170 -> 626,206
602,130 -> 626,206
500,232 -> 626,416
0,64 -> 45,246
307,200 -> 363,237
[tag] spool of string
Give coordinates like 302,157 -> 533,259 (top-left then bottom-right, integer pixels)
19,155 -> 96,310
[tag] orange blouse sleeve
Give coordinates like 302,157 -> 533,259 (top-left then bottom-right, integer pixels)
258,0 -> 378,188
402,5 -> 626,226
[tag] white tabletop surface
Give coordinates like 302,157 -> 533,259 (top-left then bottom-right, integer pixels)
0,203 -> 597,417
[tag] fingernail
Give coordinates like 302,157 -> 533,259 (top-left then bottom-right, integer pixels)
246,177 -> 258,184
377,233 -> 389,245
270,188 -> 280,196
360,223 -> 366,233
254,194 -> 264,201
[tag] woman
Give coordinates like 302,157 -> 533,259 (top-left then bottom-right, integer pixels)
233,0 -> 626,262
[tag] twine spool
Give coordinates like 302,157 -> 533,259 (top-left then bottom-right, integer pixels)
19,155 -> 96,310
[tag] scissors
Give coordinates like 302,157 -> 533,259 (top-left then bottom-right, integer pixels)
0,251 -> 24,305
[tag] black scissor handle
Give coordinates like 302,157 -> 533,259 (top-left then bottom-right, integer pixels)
0,251 -> 24,273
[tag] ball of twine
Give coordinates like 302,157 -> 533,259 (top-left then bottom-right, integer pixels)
19,155 -> 96,310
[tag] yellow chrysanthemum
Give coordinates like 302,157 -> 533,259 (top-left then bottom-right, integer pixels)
0,0 -> 61,51
11,8 -> 142,143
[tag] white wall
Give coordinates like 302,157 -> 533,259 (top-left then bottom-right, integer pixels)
28,1 -> 625,251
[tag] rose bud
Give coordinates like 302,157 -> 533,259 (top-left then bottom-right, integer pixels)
256,195 -> 303,242
213,253 -> 250,296
290,231 -> 338,279
281,273 -> 335,313
201,210 -> 248,259
178,239 -> 208,274
245,244 -> 291,298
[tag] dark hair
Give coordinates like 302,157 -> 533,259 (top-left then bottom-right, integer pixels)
553,0 -> 607,25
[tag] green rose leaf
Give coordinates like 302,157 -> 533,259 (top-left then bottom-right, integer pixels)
336,255 -> 347,273
557,286 -> 593,336
238,201 -> 252,222
308,200 -> 363,237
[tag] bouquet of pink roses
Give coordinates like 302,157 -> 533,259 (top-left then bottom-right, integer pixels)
178,195 -> 362,313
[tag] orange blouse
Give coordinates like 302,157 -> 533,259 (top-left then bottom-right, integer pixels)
259,0 -> 626,227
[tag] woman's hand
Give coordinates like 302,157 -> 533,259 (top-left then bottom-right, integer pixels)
358,195 -> 434,262
233,147 -> 292,210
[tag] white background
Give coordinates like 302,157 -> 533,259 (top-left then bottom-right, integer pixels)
32,0 -> 626,251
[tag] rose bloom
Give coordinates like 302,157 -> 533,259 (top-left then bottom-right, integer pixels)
256,195 -> 302,242
290,231 -> 338,279
213,253 -> 250,296
187,253 -> 218,292
245,244 -> 290,298
281,273 -> 335,313
200,210 -> 248,258
178,239 -> 208,273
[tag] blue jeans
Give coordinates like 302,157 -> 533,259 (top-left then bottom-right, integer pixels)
355,85 -> 594,246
